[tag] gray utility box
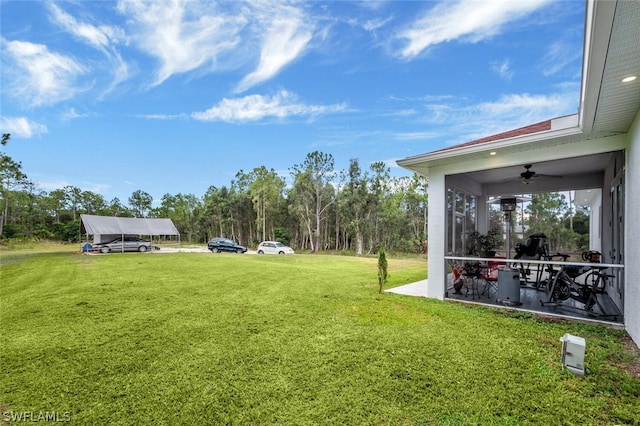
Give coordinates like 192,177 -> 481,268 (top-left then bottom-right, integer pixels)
560,334 -> 586,376
496,268 -> 521,306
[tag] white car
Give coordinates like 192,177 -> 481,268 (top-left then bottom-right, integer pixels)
257,241 -> 295,255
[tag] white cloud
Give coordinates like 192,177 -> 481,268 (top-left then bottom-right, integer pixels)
432,91 -> 577,143
48,3 -> 129,90
35,179 -> 72,192
48,3 -> 123,49
0,116 -> 48,138
81,182 -> 111,194
397,0 -> 551,59
61,108 -> 100,121
2,39 -> 87,107
117,0 -> 247,87
116,1 -> 314,92
192,90 -> 347,123
134,113 -> 188,120
235,7 -> 313,93
30,177 -> 110,195
382,109 -> 418,117
542,40 -> 582,76
363,16 -> 393,32
394,131 -> 441,141
491,58 -> 514,80
380,158 -> 403,169
392,90 -> 577,147
477,93 -> 574,118
384,94 -> 458,103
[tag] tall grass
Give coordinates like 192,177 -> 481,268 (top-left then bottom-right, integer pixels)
1,250 -> 638,425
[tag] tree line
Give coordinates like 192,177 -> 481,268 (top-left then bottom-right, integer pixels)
1,137 -> 429,254
1,133 -> 588,254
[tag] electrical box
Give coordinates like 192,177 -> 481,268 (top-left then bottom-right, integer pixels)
560,334 -> 586,376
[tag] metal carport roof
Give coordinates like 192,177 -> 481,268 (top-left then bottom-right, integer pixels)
80,214 -> 179,236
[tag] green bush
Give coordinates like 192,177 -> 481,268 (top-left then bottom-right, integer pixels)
378,247 -> 388,293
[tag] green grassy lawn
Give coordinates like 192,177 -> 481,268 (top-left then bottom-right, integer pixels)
1,248 -> 639,425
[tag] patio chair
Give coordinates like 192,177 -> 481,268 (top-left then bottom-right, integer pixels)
481,257 -> 505,298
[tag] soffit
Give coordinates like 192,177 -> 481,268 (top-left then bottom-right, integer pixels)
398,129 -> 613,171
591,0 -> 640,133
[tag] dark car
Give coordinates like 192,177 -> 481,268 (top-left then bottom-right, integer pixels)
207,238 -> 247,254
91,237 -> 152,254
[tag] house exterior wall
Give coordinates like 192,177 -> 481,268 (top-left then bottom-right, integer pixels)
625,109 -> 640,345
427,171 -> 447,299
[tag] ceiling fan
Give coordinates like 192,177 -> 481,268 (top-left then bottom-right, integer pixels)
520,164 -> 537,183
518,164 -> 561,184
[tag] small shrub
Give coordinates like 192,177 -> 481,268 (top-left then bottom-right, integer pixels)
378,247 -> 388,293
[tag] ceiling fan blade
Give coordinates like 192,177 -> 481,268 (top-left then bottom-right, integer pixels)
532,173 -> 563,179
501,175 -> 525,183
501,165 -> 563,183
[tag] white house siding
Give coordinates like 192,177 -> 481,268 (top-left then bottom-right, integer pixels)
625,110 -> 640,345
427,171 -> 447,299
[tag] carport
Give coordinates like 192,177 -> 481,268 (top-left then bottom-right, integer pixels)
80,214 -> 180,252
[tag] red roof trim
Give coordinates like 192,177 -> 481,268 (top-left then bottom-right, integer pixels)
431,119 -> 552,154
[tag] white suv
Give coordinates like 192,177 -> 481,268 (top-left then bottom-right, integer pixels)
257,241 -> 295,255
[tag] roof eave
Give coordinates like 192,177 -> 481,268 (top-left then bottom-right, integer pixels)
397,115 -> 582,170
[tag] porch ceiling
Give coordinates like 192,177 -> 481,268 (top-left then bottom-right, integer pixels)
460,152 -> 611,186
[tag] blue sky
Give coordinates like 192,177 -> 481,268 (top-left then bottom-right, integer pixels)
1,0 -> 585,204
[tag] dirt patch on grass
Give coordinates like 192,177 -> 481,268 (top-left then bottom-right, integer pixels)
620,334 -> 640,379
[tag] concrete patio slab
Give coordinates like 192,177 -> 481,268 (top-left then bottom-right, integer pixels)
385,280 -> 429,297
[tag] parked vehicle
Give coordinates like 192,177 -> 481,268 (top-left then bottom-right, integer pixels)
91,237 -> 152,253
208,238 -> 247,254
257,241 -> 295,255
